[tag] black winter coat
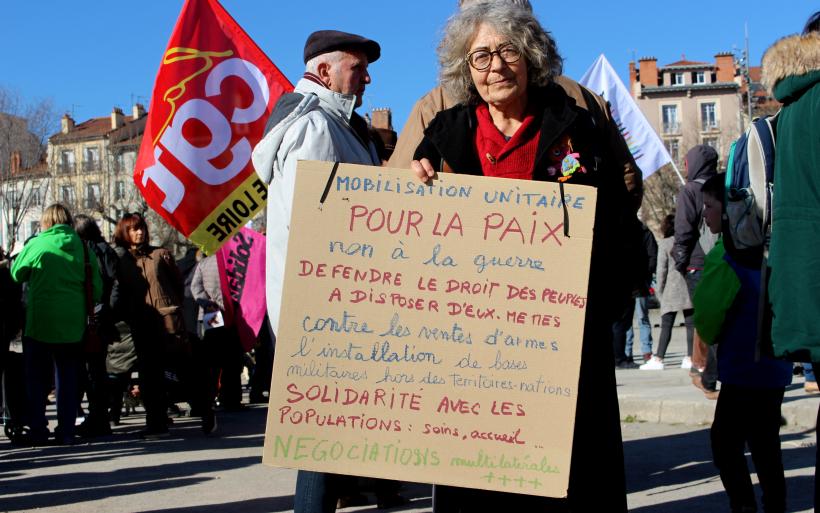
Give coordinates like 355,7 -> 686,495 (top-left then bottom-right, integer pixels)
673,145 -> 718,272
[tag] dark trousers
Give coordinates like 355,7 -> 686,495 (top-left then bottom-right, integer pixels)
201,325 -> 243,407
83,350 -> 110,426
711,384 -> 786,513
612,294 -> 636,363
656,310 -> 694,359
133,343 -> 167,432
23,338 -> 83,441
249,324 -> 274,400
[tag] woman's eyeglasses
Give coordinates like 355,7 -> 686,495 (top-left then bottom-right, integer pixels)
466,44 -> 521,71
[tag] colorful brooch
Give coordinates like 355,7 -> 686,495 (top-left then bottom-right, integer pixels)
547,135 -> 587,182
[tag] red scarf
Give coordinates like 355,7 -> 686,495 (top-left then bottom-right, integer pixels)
473,102 -> 541,179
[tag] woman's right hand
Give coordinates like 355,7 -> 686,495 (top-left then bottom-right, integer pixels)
410,158 -> 436,184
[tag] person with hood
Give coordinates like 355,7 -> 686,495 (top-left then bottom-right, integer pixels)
673,144 -> 719,394
11,204 -> 102,445
251,30 -> 406,513
763,11 -> 820,509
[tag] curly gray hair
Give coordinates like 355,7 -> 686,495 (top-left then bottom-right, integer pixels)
438,3 -> 563,105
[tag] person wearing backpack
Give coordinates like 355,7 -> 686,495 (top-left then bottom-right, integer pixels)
695,174 -> 792,513
762,10 -> 820,510
673,145 -> 719,392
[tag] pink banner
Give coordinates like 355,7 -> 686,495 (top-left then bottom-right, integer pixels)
216,227 -> 267,351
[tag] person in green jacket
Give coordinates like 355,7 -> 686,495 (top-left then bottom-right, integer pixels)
762,10 -> 820,510
10,204 -> 102,445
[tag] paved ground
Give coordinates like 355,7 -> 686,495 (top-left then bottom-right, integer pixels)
1,311 -> 817,512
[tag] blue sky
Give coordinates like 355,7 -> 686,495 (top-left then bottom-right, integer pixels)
1,0 -> 812,133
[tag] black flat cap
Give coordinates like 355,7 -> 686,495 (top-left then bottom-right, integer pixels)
303,30 -> 381,64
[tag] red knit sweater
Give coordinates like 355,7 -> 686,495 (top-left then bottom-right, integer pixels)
473,102 -> 541,179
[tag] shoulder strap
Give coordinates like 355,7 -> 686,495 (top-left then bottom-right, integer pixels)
82,243 -> 94,321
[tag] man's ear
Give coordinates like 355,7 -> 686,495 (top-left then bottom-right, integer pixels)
317,61 -> 332,88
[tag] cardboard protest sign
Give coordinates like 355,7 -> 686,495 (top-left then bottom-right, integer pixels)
263,161 -> 597,498
134,0 -> 292,255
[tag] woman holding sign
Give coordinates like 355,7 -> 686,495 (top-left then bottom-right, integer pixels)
411,4 -> 642,511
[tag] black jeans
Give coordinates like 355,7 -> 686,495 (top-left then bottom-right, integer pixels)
711,384 -> 786,513
656,310 -> 694,359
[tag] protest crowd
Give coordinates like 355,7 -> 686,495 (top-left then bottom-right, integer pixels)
1,0 -> 819,512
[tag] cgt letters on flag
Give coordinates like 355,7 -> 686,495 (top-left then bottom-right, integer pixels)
135,0 -> 292,254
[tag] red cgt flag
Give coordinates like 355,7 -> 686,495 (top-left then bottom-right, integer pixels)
135,0 -> 292,254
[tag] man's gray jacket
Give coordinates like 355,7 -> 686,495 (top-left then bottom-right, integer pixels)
251,78 -> 380,335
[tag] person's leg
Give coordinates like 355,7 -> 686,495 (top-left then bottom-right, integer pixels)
219,328 -> 244,408
747,387 -> 786,513
81,350 -> 111,434
612,296 -> 635,365
636,296 -> 653,357
22,337 -> 51,441
683,308 -> 695,357
655,312 -> 676,360
137,345 -> 168,433
294,471 -> 340,513
625,303 -> 635,361
702,345 -> 719,392
52,342 -> 83,443
711,384 -> 757,512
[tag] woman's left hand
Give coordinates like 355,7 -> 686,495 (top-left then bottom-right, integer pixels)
410,158 -> 436,184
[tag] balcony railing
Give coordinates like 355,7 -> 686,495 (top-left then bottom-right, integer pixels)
701,121 -> 720,132
662,122 -> 680,134
82,160 -> 102,172
84,197 -> 100,209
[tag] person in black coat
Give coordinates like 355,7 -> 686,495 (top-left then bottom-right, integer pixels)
74,215 -> 119,436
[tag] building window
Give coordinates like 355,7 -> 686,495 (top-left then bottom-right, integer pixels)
694,71 -> 706,84
703,137 -> 720,154
8,190 -> 21,209
83,146 -> 101,172
114,180 -> 126,200
31,189 -> 41,206
59,150 -> 75,174
701,102 -> 718,130
662,105 -> 680,134
85,183 -> 101,209
30,221 -> 40,236
673,73 -> 684,86
60,185 -> 76,205
664,139 -> 680,163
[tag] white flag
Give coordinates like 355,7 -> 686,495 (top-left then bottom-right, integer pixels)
579,54 -> 671,178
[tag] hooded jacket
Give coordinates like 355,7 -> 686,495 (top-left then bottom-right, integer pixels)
11,224 -> 102,343
251,78 -> 380,335
762,31 -> 820,361
672,145 -> 718,273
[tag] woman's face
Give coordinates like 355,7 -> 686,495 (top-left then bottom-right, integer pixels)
128,225 -> 146,246
467,23 -> 528,109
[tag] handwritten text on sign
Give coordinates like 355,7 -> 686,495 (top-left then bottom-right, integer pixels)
263,161 -> 597,498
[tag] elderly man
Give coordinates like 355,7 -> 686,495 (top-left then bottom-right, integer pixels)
251,30 -> 390,513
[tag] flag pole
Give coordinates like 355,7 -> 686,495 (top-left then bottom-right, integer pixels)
670,161 -> 686,185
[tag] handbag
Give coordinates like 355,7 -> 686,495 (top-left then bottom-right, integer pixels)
82,243 -> 103,353
158,305 -> 191,358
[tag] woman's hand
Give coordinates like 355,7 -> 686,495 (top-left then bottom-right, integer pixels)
410,158 -> 436,184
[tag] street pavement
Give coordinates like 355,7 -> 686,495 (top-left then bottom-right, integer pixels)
1,310 -> 817,512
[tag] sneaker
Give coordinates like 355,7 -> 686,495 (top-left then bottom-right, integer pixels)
680,356 -> 692,370
640,357 -> 664,370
